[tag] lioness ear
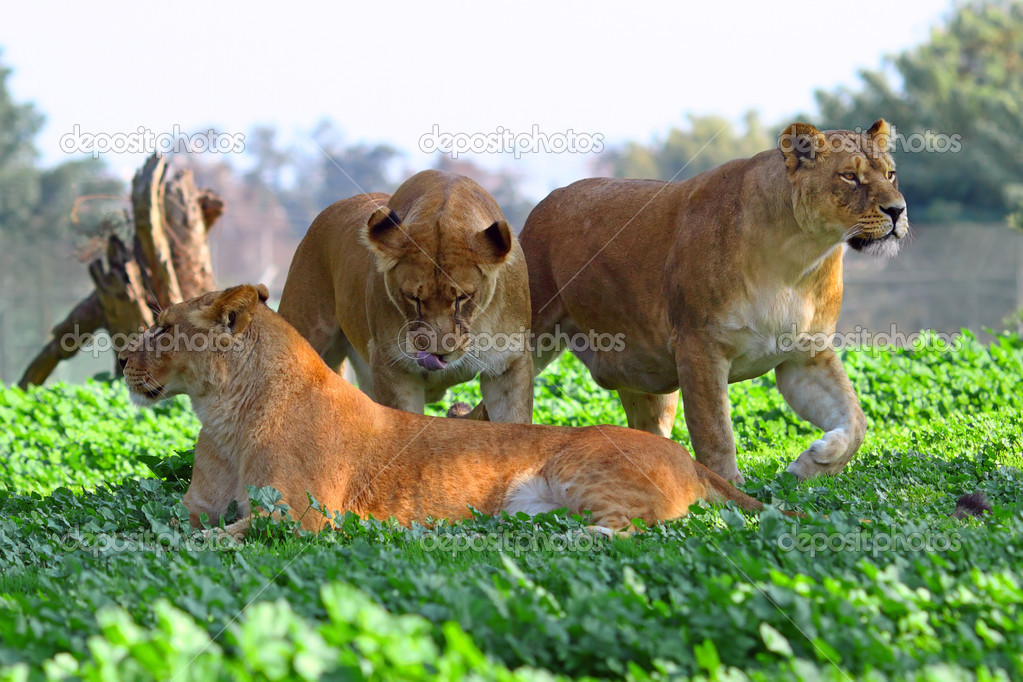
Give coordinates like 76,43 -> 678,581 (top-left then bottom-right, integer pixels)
867,119 -> 892,152
200,285 -> 262,334
779,122 -> 828,172
477,220 -> 513,265
364,207 -> 407,271
255,284 -> 269,303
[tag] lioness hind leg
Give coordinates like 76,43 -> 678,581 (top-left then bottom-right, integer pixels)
775,352 -> 866,478
504,433 -> 700,534
503,472 -> 638,535
617,389 -> 679,438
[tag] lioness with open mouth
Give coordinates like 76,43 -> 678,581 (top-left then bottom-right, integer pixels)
277,170 -> 533,423
118,284 -> 776,538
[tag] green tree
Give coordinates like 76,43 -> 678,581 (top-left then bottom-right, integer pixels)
603,111 -> 773,182
0,54 -> 121,384
0,54 -> 120,242
0,56 -> 44,236
816,0 -> 1023,222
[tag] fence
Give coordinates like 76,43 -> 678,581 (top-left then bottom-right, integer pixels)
839,223 -> 1023,339
1,222 -> 1020,386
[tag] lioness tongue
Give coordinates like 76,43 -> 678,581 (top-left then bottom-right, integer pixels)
415,350 -> 447,371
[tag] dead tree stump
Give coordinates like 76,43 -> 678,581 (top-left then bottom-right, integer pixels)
18,153 -> 223,389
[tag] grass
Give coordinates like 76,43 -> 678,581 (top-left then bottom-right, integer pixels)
0,330 -> 1022,680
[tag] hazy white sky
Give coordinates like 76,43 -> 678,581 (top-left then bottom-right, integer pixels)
1,0 -> 954,196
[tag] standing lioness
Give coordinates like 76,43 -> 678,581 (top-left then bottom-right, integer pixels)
278,170 -> 533,421
520,121 -> 909,482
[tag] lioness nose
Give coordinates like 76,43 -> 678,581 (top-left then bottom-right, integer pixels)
881,204 -> 905,225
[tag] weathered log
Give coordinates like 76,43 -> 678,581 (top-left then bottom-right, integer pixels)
163,169 -> 215,299
198,189 -> 224,231
19,154 -> 224,388
132,154 -> 181,309
89,234 -> 155,335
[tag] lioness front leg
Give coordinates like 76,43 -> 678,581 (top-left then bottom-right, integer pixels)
183,434 -> 248,530
775,350 -> 866,478
480,352 -> 533,423
676,346 -> 743,483
368,353 -> 425,413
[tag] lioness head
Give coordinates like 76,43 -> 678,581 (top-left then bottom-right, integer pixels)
363,205 -> 514,371
118,284 -> 269,406
779,119 -> 908,258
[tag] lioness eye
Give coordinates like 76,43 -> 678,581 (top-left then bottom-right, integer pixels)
840,172 -> 858,182
886,170 -> 897,181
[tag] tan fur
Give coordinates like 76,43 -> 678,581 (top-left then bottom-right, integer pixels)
519,121 -> 909,482
118,286 -> 775,537
276,170 -> 533,422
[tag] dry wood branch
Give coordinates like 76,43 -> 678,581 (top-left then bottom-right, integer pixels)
164,169 -> 215,299
132,154 -> 181,309
89,234 -> 155,334
198,190 -> 224,230
20,155 -> 223,387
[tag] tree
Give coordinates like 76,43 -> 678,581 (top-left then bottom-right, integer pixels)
309,121 -> 400,211
815,0 -> 1023,222
0,54 -> 122,385
19,154 -> 225,388
599,111 -> 774,182
0,56 -> 44,237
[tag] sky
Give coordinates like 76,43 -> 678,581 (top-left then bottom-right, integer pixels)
1,0 -> 955,198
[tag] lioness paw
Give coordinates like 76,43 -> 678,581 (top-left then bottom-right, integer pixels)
787,428 -> 855,479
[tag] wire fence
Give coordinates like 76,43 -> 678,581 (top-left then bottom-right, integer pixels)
1,222 -> 1020,386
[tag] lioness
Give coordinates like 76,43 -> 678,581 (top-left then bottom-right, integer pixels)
277,170 -> 533,422
118,284 -> 776,537
519,120 -> 908,482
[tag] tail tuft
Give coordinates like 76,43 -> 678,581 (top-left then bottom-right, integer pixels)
952,492 -> 992,519
446,402 -> 473,418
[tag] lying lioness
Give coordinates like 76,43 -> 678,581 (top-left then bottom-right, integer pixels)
519,120 -> 909,483
277,170 -> 533,422
118,285 -> 773,537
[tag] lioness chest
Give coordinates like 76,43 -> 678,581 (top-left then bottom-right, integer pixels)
716,285 -> 820,382
578,284 -> 821,393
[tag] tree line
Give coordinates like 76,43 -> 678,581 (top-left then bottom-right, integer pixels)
0,0 -> 1021,383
